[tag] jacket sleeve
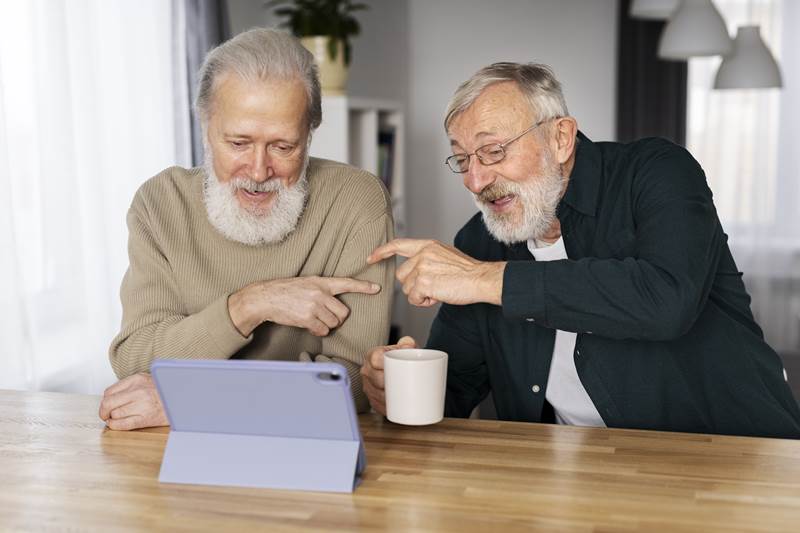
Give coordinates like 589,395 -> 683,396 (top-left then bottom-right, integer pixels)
502,147 -> 724,341
316,211 -> 395,413
108,193 -> 251,379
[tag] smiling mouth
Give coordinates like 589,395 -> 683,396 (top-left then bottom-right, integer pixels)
237,188 -> 277,207
486,194 -> 516,209
240,189 -> 271,198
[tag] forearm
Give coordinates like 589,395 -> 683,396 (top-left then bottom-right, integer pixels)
109,294 -> 250,378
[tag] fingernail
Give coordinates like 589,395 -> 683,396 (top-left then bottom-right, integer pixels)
371,283 -> 380,292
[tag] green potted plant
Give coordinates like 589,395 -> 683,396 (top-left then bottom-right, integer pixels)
267,0 -> 369,95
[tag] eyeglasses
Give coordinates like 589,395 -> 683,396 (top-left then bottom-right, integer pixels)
444,117 -> 555,174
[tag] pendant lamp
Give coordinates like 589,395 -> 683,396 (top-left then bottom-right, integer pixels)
714,25 -> 782,89
658,0 -> 732,60
629,0 -> 679,20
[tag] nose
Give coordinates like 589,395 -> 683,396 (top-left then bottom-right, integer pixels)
250,146 -> 275,183
463,157 -> 496,195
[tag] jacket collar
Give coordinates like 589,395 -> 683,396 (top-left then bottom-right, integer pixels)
559,131 -> 601,217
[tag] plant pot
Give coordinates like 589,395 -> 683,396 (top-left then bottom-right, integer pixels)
301,36 -> 348,96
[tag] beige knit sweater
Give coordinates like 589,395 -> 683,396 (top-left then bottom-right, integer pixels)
109,158 -> 395,412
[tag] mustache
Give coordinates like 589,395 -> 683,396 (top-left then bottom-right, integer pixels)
475,182 -> 520,203
228,177 -> 284,193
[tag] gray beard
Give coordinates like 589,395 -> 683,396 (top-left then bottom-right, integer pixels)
473,153 -> 566,245
202,155 -> 309,246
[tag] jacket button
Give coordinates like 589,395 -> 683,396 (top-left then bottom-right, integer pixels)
531,384 -> 541,393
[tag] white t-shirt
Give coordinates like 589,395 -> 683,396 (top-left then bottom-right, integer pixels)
527,236 -> 606,427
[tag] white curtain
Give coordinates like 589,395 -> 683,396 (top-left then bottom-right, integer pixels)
0,1 -> 191,393
687,0 -> 800,354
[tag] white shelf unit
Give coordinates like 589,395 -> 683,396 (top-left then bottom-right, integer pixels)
310,96 -> 405,235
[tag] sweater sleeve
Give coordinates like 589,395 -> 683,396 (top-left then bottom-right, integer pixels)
108,194 -> 251,378
315,211 -> 395,413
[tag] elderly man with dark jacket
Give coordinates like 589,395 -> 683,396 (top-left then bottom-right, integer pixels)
362,62 -> 800,439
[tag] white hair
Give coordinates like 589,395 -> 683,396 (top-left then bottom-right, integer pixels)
195,27 -> 322,131
444,62 -> 569,132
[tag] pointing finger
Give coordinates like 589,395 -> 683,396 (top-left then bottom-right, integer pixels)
367,238 -> 434,264
323,277 -> 381,296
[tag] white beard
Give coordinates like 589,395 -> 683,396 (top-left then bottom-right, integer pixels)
473,150 -> 566,244
202,154 -> 309,246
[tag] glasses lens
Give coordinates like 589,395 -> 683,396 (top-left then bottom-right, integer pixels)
447,154 -> 469,173
476,144 -> 505,165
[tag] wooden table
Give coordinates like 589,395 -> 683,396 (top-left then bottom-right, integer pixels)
2,390 -> 800,532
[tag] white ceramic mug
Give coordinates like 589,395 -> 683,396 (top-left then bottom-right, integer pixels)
384,348 -> 448,425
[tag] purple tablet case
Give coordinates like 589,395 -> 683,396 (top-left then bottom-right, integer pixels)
151,359 -> 366,493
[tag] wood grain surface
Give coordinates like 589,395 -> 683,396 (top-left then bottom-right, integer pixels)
1,390 -> 799,532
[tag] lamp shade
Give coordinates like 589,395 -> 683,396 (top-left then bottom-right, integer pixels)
630,0 -> 679,20
714,25 -> 783,89
658,0 -> 732,60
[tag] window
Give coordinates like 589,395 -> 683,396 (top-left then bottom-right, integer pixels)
0,1 -> 189,391
687,0 -> 800,353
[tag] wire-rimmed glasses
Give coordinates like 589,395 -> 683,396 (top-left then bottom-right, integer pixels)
444,117 -> 554,174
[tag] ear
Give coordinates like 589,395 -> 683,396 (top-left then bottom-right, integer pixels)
549,116 -> 578,165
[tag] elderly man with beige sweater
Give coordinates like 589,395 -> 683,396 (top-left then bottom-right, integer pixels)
98,29 -> 394,430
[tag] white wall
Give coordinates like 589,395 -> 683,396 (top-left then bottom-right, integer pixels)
225,0 -> 619,343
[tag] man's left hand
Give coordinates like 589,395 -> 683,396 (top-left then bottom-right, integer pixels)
98,373 -> 168,431
367,238 -> 505,307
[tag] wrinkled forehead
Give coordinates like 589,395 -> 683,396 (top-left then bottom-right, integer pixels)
447,83 -> 534,145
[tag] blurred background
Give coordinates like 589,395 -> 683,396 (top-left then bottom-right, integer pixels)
0,0 -> 798,398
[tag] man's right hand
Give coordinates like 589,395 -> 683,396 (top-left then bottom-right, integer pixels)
361,336 -> 418,416
99,373 -> 168,431
228,276 -> 381,337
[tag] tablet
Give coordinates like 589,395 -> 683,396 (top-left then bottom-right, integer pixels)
151,359 -> 366,492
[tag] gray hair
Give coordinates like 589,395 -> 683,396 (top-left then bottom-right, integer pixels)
444,62 -> 569,131
195,28 -> 322,131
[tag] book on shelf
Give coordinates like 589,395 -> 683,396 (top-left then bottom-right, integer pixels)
377,128 -> 395,190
